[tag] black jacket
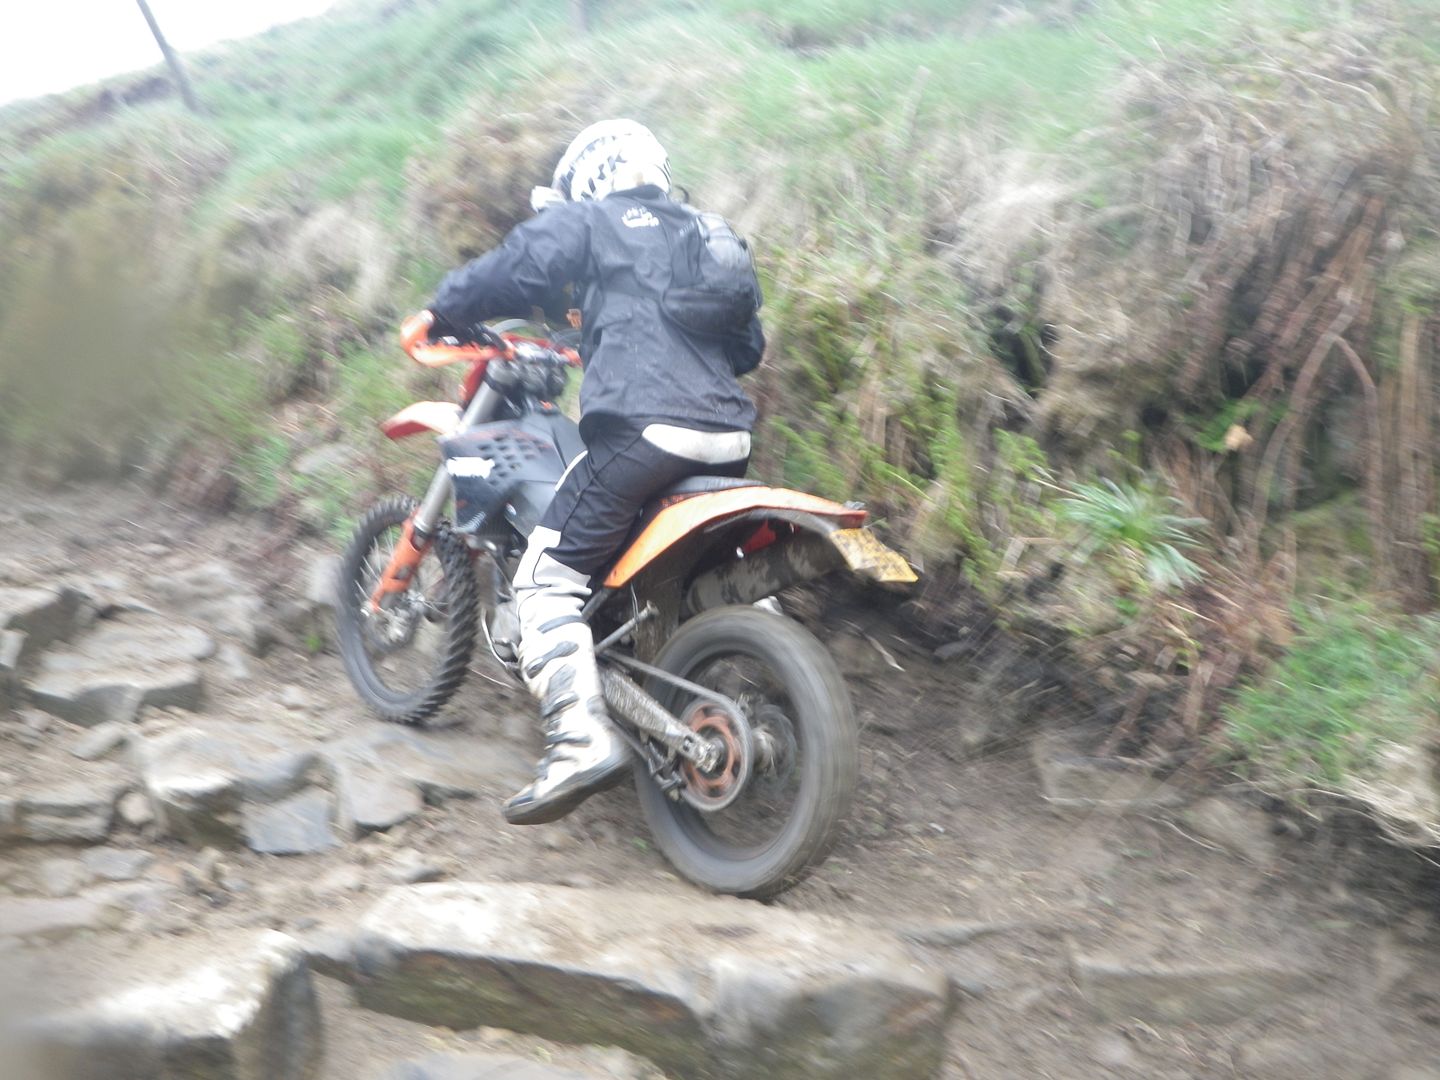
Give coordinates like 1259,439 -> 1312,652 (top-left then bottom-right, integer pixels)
430,186 -> 762,440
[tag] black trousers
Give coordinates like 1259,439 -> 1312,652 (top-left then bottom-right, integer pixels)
512,419 -> 750,708
538,420 -> 750,581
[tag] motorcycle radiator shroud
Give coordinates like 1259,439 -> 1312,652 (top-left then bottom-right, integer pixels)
439,412 -> 582,537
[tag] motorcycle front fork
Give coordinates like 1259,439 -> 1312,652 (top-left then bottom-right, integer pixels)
369,380 -> 504,611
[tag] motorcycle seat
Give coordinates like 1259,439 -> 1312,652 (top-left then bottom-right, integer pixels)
655,475 -> 763,499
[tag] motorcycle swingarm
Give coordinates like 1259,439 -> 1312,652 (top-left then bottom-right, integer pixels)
598,656 -> 741,776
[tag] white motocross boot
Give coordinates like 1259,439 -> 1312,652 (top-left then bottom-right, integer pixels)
503,620 -> 630,825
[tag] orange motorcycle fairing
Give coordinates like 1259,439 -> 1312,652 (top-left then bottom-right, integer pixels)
380,401 -> 464,441
603,487 -> 868,589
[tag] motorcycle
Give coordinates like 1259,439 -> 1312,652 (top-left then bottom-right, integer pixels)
334,311 -> 917,897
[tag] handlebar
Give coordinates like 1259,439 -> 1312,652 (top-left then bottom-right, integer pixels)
398,310 -> 580,369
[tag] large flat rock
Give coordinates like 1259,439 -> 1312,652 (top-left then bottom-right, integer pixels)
337,882 -> 953,1080
27,614 -> 212,726
16,930 -> 321,1080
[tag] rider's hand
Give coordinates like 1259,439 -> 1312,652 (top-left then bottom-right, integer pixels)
425,310 -> 458,342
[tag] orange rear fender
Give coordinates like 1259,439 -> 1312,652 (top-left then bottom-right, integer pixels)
603,487 -> 866,589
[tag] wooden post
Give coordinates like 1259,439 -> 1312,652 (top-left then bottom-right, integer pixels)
134,0 -> 201,114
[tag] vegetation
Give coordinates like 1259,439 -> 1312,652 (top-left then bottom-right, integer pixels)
2,0 -> 1440,824
1226,602 -> 1440,792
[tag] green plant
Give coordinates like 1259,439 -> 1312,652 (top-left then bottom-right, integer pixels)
1058,478 -> 1205,591
1226,602 -> 1440,791
234,433 -> 291,511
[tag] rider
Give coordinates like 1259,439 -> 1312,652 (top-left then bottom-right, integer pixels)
425,120 -> 764,825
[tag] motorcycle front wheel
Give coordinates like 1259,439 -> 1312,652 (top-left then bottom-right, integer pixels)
334,496 -> 478,725
635,605 -> 859,899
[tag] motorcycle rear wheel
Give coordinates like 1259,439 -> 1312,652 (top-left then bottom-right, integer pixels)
635,606 -> 858,898
335,496 -> 478,725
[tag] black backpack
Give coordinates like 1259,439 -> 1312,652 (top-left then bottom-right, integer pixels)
661,206 -> 763,337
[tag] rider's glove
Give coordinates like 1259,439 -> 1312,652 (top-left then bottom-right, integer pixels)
426,310 -> 459,342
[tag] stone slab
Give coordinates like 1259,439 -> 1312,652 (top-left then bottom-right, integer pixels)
338,882 -> 954,1080
27,615 -> 212,726
18,930 -> 321,1080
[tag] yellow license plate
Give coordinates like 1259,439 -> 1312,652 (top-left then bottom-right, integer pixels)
829,528 -> 919,584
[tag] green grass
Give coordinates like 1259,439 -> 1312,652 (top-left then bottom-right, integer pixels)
1226,602 -> 1440,792
0,0 -> 1426,554
1058,479 -> 1206,592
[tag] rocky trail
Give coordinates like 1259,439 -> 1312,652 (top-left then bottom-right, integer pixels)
2,478 -> 1439,1080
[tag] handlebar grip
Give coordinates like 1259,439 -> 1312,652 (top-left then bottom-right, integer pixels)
399,310 -> 435,359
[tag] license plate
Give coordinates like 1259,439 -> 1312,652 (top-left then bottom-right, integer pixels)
829,528 -> 919,584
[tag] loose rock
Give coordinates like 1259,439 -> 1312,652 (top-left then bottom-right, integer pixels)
323,726 -> 529,835
116,790 -> 155,829
334,763 -> 425,836
336,882 -> 954,1079
67,720 -> 131,761
384,847 -> 445,884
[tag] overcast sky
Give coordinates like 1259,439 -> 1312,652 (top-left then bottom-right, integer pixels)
0,1 -> 338,106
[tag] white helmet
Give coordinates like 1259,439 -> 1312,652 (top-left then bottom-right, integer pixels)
549,119 -> 671,203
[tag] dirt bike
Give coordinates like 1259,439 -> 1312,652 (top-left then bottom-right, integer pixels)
334,311 -> 917,897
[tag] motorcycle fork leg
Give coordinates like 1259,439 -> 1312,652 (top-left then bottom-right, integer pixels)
368,465 -> 453,611
369,515 -> 432,611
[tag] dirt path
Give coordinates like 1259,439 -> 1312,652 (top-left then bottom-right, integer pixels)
2,477 -> 1438,1079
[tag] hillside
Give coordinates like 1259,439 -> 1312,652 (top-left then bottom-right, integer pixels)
3,0 -> 1440,824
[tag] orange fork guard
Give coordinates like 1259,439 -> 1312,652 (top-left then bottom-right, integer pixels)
603,487 -> 868,589
370,516 -> 433,609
